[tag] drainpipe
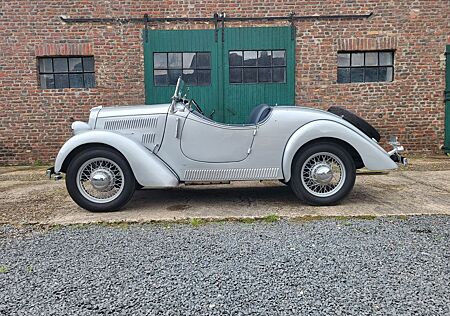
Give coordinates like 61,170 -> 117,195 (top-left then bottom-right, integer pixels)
444,45 -> 450,154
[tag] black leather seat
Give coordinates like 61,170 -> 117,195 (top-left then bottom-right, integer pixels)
247,104 -> 272,124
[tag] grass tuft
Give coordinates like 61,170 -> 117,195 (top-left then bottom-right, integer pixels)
190,218 -> 206,227
0,265 -> 9,273
262,214 -> 281,223
238,217 -> 256,224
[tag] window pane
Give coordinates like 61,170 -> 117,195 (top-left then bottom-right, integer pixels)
258,68 -> 271,82
229,51 -> 243,66
379,66 -> 393,82
365,52 -> 378,66
83,57 -> 95,72
243,51 -> 257,67
229,68 -> 242,83
350,68 -> 364,82
243,68 -> 257,83
39,58 -> 53,73
154,53 -> 167,69
272,67 -> 286,83
379,52 -> 393,66
364,67 -> 378,82
84,73 -> 96,88
182,69 -> 197,85
53,58 -> 68,72
168,69 -> 182,85
69,57 -> 83,72
337,68 -> 350,83
196,53 -> 210,69
351,53 -> 364,66
154,70 -> 168,86
183,53 -> 196,68
272,50 -> 286,66
337,53 -> 350,67
54,74 -> 69,88
197,70 -> 211,86
168,53 -> 182,69
69,73 -> 84,88
40,74 -> 54,89
257,51 -> 271,66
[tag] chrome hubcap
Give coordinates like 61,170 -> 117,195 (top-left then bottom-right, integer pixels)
90,169 -> 114,191
311,164 -> 333,185
76,158 -> 124,203
301,152 -> 346,197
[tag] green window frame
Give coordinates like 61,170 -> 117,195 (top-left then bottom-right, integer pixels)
228,50 -> 286,84
153,52 -> 211,86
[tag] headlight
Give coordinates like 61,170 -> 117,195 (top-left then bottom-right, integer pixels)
71,121 -> 91,135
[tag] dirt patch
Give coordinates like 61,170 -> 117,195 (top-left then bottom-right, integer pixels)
0,167 -> 76,224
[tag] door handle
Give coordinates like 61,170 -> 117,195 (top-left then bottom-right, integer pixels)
174,118 -> 180,138
209,110 -> 215,119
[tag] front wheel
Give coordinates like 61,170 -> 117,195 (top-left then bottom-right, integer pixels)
289,142 -> 356,205
66,148 -> 136,212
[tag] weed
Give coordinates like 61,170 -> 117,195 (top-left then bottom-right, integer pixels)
262,214 -> 280,223
0,265 -> 8,273
190,218 -> 206,227
239,217 -> 256,224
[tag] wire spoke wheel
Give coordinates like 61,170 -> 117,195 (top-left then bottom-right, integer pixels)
76,157 -> 125,203
300,152 -> 346,198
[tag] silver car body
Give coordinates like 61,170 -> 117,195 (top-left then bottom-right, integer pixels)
54,97 -> 398,188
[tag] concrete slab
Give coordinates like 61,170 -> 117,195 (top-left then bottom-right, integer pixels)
0,158 -> 449,225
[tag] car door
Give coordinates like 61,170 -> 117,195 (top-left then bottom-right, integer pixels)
180,111 -> 256,163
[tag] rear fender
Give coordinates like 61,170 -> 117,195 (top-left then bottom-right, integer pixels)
282,120 -> 397,181
55,130 -> 179,188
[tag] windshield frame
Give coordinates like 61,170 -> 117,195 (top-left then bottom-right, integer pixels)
169,77 -> 186,113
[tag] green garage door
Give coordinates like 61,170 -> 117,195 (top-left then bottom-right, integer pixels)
144,27 -> 295,123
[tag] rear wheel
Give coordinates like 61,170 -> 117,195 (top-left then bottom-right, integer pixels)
66,148 -> 136,212
290,142 -> 356,205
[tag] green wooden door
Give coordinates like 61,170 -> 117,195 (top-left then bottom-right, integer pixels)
222,27 -> 296,123
144,27 -> 295,123
445,45 -> 450,154
144,29 -> 220,120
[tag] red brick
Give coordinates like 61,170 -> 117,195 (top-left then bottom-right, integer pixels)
0,0 -> 448,165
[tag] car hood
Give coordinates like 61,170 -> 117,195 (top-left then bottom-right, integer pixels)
96,104 -> 171,118
87,103 -> 170,128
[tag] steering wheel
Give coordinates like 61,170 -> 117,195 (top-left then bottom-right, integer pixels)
190,99 -> 205,116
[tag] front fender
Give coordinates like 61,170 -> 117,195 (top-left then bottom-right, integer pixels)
55,130 -> 179,188
282,120 -> 397,181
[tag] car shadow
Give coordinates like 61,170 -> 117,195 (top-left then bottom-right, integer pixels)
126,183 -> 369,210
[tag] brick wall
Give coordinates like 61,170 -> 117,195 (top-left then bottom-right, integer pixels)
0,0 -> 448,164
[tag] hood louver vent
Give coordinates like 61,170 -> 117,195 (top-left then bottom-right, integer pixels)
142,133 -> 156,144
104,117 -> 158,130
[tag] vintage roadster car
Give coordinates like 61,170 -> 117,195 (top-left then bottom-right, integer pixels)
48,78 -> 406,212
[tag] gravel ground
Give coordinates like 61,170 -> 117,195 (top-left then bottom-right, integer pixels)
1,216 -> 449,315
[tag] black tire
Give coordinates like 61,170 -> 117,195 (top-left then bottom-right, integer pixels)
66,148 -> 136,212
328,106 -> 381,142
289,142 -> 356,206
